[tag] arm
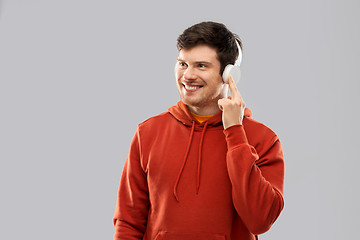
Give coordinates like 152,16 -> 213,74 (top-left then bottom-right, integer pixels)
224,125 -> 285,235
113,128 -> 149,240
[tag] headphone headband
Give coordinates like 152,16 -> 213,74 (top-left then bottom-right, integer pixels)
235,40 -> 242,66
222,39 -> 242,84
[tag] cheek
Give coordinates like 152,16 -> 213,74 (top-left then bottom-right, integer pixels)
175,69 -> 183,80
207,73 -> 223,86
174,65 -> 178,77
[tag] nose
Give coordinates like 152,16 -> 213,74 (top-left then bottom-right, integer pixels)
183,66 -> 197,81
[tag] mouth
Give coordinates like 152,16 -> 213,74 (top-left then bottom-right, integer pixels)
182,83 -> 203,92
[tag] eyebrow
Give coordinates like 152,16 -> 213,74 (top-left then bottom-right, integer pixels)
177,59 -> 213,65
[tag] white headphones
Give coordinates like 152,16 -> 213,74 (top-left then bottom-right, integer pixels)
222,40 -> 242,84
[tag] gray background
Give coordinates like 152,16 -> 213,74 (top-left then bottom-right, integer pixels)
1,0 -> 359,239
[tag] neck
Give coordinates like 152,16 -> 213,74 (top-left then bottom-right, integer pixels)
187,103 -> 221,116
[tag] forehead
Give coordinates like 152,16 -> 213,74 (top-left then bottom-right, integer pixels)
178,44 -> 219,62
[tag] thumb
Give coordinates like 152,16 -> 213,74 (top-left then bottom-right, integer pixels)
218,96 -> 232,111
218,98 -> 225,111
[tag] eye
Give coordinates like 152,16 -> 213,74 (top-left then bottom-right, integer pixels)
178,61 -> 187,68
198,63 -> 207,68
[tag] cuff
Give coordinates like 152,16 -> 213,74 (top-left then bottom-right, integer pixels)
223,124 -> 249,150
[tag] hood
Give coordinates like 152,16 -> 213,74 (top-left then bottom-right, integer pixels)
168,100 -> 252,127
167,101 -> 252,202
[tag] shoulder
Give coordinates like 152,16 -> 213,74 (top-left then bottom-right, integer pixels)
243,117 -> 277,137
134,111 -> 179,160
136,111 -> 176,137
138,112 -> 173,128
243,117 -> 279,153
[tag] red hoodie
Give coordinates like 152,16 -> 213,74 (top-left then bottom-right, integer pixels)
113,101 -> 285,240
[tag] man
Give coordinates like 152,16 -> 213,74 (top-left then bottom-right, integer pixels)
113,21 -> 285,240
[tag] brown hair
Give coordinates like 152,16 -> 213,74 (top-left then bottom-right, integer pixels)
177,21 -> 243,74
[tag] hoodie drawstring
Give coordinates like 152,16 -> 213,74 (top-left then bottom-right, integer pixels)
173,121 -> 195,202
173,121 -> 209,201
196,122 -> 208,194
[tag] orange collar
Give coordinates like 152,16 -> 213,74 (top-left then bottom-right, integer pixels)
190,112 -> 214,123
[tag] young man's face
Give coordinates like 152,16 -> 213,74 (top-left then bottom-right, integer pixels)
175,44 -> 227,113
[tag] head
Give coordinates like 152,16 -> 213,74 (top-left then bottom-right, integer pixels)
175,21 -> 242,115
177,21 -> 242,75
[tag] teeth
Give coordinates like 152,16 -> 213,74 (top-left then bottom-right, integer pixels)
184,84 -> 201,90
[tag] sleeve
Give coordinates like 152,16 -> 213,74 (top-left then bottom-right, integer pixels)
113,128 -> 149,240
223,124 -> 285,235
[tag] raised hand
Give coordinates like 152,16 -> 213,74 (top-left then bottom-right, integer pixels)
218,76 -> 246,129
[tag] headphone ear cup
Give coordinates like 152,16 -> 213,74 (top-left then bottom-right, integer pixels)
222,64 -> 233,84
222,64 -> 241,84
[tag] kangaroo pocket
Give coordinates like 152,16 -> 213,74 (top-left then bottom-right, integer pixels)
153,231 -> 226,240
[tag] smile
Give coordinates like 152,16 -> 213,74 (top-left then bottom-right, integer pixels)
183,83 -> 203,92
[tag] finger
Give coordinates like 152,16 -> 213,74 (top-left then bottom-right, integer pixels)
218,98 -> 230,111
228,76 -> 240,99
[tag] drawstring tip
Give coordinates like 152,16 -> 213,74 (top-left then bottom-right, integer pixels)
173,191 -> 180,202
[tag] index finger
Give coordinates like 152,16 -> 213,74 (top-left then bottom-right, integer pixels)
228,75 -> 240,98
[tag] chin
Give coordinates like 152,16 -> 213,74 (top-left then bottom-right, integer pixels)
181,97 -> 209,109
